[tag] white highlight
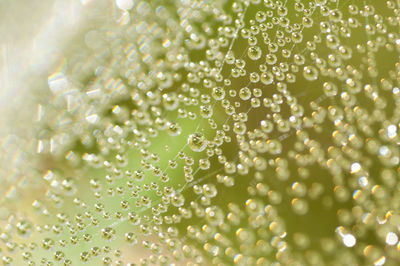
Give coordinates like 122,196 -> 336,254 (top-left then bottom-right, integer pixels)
343,234 -> 356,247
350,162 -> 361,174
386,232 -> 398,246
116,0 -> 134,10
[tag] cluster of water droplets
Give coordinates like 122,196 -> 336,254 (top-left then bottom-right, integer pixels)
0,0 -> 400,265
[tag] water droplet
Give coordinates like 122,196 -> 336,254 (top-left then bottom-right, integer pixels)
303,66 -> 319,81
101,227 -> 116,240
188,132 -> 208,152
247,46 -> 262,60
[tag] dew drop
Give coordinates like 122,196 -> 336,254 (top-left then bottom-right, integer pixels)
187,132 -> 208,152
247,46 -> 262,60
101,227 -> 116,240
303,66 -> 319,81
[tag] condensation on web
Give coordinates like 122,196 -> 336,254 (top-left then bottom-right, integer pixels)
0,0 -> 400,265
